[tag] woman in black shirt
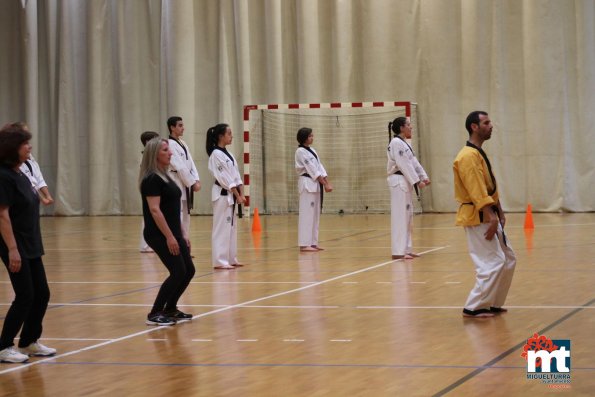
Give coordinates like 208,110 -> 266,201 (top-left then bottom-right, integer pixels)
0,124 -> 55,363
139,138 -> 195,326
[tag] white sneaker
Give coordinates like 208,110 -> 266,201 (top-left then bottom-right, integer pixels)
0,346 -> 29,363
19,342 -> 57,357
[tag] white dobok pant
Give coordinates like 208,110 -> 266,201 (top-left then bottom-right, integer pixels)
212,196 -> 238,267
139,219 -> 151,252
181,199 -> 191,238
298,191 -> 321,247
464,222 -> 516,310
389,181 -> 414,256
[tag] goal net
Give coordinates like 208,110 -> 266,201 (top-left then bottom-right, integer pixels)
243,102 -> 421,215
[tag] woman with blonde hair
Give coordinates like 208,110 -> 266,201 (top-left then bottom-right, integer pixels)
139,138 -> 195,325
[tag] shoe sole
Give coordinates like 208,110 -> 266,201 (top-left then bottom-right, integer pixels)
462,313 -> 495,318
0,357 -> 29,363
25,352 -> 56,357
145,321 -> 175,326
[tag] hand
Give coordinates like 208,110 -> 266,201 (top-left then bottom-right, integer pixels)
418,181 -> 426,188
8,248 -> 21,273
484,219 -> 499,241
423,179 -> 431,186
166,236 -> 180,256
192,181 -> 201,192
324,183 -> 333,193
41,196 -> 54,206
237,195 -> 247,205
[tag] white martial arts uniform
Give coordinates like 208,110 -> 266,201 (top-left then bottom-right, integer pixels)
168,136 -> 200,238
386,137 -> 428,256
454,143 -> 516,311
20,156 -> 47,191
208,147 -> 243,267
295,146 -> 328,248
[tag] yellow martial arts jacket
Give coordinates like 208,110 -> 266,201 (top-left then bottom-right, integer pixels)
453,145 -> 499,226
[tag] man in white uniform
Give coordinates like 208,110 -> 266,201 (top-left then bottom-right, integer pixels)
167,116 -> 201,239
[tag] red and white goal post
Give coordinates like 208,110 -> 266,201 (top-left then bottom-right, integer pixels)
242,101 -> 420,217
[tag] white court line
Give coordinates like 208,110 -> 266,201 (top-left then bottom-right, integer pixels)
356,305 -> 595,310
0,303 -> 339,309
0,281 -> 316,285
0,246 -> 446,375
146,339 -> 167,342
36,338 -> 112,342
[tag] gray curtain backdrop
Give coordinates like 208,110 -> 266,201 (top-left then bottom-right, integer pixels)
1,0 -> 593,215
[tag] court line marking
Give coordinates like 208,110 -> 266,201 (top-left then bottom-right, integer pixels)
29,361 -> 595,370
356,305 -> 595,310
3,303 -> 594,310
0,246 -> 446,375
432,296 -> 595,397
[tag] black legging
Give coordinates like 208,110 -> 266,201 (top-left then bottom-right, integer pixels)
0,256 -> 50,350
146,236 -> 195,314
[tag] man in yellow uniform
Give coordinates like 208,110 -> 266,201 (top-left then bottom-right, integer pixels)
453,111 -> 516,318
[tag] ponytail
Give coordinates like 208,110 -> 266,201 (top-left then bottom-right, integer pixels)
205,123 -> 229,156
389,117 -> 407,142
387,122 -> 393,143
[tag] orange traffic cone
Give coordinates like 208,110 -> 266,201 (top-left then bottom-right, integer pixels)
524,204 -> 534,229
252,208 -> 262,232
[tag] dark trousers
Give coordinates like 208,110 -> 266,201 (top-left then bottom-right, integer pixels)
146,236 -> 195,315
0,256 -> 50,350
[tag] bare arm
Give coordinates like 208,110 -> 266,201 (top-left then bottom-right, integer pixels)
0,206 -> 21,272
146,196 -> 180,255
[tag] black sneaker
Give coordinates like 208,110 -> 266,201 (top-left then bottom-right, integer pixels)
164,308 -> 193,320
146,313 -> 176,326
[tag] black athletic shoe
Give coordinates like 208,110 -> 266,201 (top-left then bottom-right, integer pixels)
490,307 -> 508,314
164,308 -> 193,320
462,308 -> 495,318
146,313 -> 176,326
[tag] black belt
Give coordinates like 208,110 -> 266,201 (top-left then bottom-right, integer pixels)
394,171 -> 419,197
300,173 -> 324,213
215,180 -> 228,196
215,181 -> 237,225
462,203 -> 507,245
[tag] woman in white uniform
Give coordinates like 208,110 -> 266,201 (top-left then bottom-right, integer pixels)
386,117 -> 430,260
206,124 -> 246,270
295,127 -> 333,252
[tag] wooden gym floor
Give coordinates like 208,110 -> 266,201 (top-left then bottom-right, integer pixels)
1,213 -> 594,396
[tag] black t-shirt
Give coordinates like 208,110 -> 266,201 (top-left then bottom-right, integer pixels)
0,166 -> 44,258
141,173 -> 182,241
